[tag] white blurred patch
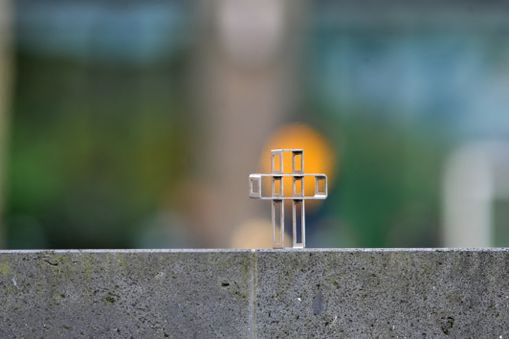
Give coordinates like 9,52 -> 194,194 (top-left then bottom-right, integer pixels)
217,0 -> 285,67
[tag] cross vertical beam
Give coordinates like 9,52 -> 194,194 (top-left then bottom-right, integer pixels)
271,199 -> 284,248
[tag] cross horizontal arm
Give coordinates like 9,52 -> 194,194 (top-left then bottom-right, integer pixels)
249,196 -> 327,201
249,173 -> 326,178
249,173 -> 327,200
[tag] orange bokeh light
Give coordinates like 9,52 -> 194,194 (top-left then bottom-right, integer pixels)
261,123 -> 336,200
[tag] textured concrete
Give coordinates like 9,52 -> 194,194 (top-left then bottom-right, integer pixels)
1,249 -> 509,338
0,250 -> 253,338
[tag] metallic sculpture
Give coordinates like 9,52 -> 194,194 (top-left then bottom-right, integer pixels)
249,149 -> 327,248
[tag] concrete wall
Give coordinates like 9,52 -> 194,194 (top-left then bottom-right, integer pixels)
0,249 -> 508,338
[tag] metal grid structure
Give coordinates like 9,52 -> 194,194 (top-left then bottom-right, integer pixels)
249,149 -> 328,248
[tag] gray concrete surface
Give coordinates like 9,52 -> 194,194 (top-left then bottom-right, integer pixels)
1,249 -> 509,338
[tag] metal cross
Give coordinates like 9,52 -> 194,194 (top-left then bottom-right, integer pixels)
249,149 -> 328,248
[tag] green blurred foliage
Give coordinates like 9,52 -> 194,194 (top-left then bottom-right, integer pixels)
313,104 -> 445,248
6,52 -> 192,248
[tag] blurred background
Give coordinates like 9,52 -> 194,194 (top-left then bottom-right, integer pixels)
1,0 -> 509,249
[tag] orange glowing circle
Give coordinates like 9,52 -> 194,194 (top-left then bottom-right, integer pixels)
261,123 -> 336,199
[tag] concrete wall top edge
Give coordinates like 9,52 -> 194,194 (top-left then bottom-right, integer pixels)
1,247 -> 509,254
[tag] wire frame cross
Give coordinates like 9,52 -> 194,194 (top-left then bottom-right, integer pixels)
249,149 -> 328,248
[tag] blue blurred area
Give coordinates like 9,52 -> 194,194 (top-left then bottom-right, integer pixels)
16,2 -> 189,64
